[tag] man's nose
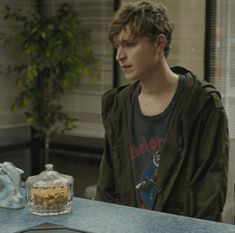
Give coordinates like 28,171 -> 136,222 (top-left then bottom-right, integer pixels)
116,46 -> 126,62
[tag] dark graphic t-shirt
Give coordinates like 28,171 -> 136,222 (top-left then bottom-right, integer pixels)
130,79 -> 182,209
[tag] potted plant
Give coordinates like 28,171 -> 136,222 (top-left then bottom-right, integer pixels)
0,3 -> 99,164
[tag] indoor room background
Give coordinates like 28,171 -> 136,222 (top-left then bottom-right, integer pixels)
0,0 -> 234,224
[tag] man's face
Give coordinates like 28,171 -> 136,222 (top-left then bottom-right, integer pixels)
113,27 -> 161,82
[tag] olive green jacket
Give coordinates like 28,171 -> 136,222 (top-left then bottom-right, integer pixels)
95,67 -> 229,222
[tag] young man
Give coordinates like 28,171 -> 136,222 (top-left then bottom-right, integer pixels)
95,0 -> 229,222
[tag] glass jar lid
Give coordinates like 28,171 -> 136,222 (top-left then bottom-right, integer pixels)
26,164 -> 74,188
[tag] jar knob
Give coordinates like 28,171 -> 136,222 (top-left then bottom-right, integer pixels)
45,164 -> 54,171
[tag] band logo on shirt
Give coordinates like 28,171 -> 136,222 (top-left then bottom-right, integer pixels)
130,136 -> 163,160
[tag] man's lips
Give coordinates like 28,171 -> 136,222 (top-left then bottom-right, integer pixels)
121,64 -> 132,70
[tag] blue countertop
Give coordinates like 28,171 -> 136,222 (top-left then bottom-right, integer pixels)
0,197 -> 235,233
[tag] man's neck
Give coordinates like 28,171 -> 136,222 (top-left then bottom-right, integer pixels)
140,61 -> 178,97
138,61 -> 179,116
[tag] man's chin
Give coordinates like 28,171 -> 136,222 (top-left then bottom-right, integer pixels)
124,75 -> 138,82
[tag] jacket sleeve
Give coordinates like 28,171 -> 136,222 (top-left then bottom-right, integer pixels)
190,96 -> 229,221
95,89 -> 117,203
95,133 -> 116,203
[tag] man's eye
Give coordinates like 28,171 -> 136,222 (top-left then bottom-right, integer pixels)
124,41 -> 136,47
113,40 -> 136,49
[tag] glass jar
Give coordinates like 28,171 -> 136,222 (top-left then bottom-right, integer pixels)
25,164 -> 74,215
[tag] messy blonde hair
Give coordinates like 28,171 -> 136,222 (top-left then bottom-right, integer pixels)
109,0 -> 174,56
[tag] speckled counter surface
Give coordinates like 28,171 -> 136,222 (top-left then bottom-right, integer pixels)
0,197 -> 235,233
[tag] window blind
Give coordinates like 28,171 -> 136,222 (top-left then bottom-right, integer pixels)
0,0 -> 36,129
210,0 -> 235,138
164,0 -> 205,79
42,0 -> 113,138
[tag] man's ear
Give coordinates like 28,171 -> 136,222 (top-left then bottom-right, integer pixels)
154,34 -> 166,54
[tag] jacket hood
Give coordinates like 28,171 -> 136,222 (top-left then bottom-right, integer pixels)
171,66 -> 221,99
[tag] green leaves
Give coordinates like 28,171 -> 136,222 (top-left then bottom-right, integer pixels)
1,3 -> 100,140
